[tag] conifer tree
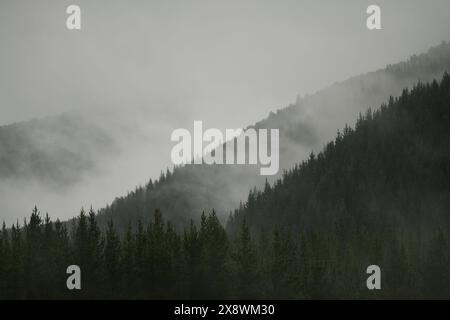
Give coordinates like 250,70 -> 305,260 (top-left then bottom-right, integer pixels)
104,220 -> 121,297
231,219 -> 259,298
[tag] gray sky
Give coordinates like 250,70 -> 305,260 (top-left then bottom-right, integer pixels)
1,0 -> 450,128
1,0 -> 450,224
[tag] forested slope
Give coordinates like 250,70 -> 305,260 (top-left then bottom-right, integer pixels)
1,75 -> 448,299
97,42 -> 450,230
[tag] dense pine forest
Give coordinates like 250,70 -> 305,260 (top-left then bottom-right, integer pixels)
0,75 -> 449,299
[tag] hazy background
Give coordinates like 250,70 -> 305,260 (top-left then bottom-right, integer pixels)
1,0 -> 450,224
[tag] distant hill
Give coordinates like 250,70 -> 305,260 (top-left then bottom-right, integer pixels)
0,112 -> 116,187
96,41 -> 450,230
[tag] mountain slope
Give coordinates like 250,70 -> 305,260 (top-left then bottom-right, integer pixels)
96,42 -> 450,230
228,73 -> 450,235
2,74 -> 449,299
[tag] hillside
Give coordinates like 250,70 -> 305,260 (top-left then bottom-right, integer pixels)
1,42 -> 450,228
96,41 -> 450,230
2,74 -> 449,299
228,74 -> 450,235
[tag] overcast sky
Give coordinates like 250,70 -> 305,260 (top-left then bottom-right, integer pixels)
1,0 -> 450,128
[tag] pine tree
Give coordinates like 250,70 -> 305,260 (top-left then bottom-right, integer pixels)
104,220 -> 121,297
270,230 -> 299,298
0,222 -> 10,298
183,219 -> 201,298
198,210 -> 229,298
23,206 -> 43,298
10,221 -> 23,298
53,219 -> 71,298
230,219 -> 259,298
121,223 -> 135,297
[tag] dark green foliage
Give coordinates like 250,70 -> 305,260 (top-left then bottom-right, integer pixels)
229,219 -> 260,298
1,75 -> 449,299
229,74 -> 450,236
0,208 -> 448,299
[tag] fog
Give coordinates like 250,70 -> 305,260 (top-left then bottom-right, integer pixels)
1,0 -> 450,224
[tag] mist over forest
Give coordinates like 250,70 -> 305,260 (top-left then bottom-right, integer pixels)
1,42 -> 450,227
2,70 -> 449,299
1,1 -> 450,227
1,1 -> 450,300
